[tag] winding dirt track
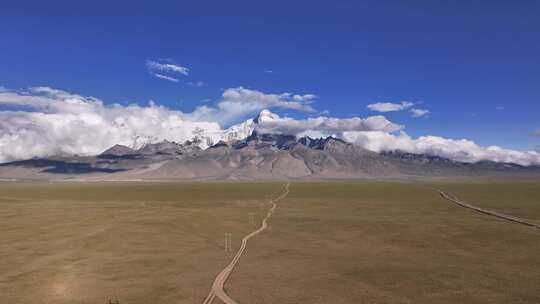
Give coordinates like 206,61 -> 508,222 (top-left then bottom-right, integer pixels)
438,190 -> 540,230
202,182 -> 291,304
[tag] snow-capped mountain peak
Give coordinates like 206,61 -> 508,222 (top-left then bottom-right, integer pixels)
254,109 -> 280,123
120,110 -> 277,151
221,117 -> 257,142
217,109 -> 279,143
183,109 -> 278,149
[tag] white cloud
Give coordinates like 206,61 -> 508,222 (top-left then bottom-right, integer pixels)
410,108 -> 429,118
319,110 -> 330,115
367,101 -> 413,112
0,86 -> 323,162
296,130 -> 326,139
274,92 -> 317,103
146,60 -> 189,76
292,94 -> 317,103
255,112 -> 402,136
187,81 -> 206,87
152,73 -> 179,82
0,87 -> 224,162
189,87 -> 317,124
0,86 -> 538,166
343,131 -> 540,166
146,60 -> 189,82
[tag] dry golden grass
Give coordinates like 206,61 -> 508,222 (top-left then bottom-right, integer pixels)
434,181 -> 540,221
229,181 -> 540,304
1,181 -> 539,304
0,182 -> 283,303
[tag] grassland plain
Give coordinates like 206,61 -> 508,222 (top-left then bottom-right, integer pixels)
0,182 -> 284,304
227,181 -> 540,304
433,181 -> 540,222
1,181 -> 539,304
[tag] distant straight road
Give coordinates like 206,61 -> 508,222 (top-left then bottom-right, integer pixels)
202,182 -> 291,304
438,190 -> 540,230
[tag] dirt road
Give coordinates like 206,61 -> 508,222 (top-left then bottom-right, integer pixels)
202,182 -> 291,304
438,190 -> 540,230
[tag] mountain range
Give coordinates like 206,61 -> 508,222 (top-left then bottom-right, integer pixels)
1,110 -> 539,181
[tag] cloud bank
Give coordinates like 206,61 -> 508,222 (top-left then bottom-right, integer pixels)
189,87 -> 317,125
0,86 -> 359,162
0,86 -> 538,166
343,131 -> 540,166
255,111 -> 402,137
0,87 -> 221,162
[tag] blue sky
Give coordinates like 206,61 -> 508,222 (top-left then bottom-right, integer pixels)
1,0 -> 539,150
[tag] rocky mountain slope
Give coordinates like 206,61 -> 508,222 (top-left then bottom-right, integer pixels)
1,130 -> 539,181
0,110 -> 539,181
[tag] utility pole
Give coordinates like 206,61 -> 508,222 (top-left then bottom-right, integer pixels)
224,233 -> 232,252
